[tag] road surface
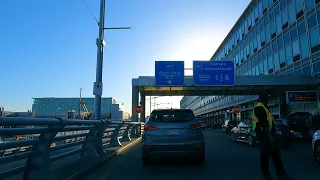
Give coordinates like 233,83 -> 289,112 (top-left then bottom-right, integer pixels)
83,129 -> 320,180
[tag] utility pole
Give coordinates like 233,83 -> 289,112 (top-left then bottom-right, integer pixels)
93,0 -> 130,120
153,97 -> 157,110
79,88 -> 83,115
149,96 -> 151,115
93,0 -> 106,120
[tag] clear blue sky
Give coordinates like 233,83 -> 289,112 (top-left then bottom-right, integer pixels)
0,0 -> 250,114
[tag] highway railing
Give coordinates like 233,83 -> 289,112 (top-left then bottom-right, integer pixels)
0,117 -> 143,179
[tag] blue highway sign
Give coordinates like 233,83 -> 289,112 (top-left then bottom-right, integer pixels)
193,60 -> 235,86
155,61 -> 184,86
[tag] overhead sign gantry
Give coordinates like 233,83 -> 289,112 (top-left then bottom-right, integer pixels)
132,60 -> 320,122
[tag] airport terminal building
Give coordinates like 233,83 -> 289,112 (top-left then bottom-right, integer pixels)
180,0 -> 320,121
32,97 -> 125,119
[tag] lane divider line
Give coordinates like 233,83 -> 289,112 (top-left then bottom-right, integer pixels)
63,137 -> 142,180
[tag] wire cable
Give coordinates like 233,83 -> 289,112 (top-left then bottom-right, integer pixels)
82,0 -> 99,24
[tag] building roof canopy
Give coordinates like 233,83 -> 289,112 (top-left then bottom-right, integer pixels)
132,75 -> 320,96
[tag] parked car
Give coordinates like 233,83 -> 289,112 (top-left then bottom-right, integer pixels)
230,120 -> 293,148
230,122 -> 258,146
287,112 -> 311,140
141,109 -> 205,165
312,130 -> 320,166
222,120 -> 238,133
199,120 -> 208,130
274,119 -> 293,148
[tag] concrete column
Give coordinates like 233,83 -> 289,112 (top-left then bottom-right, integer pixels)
317,86 -> 320,109
140,95 -> 146,122
131,86 -> 139,122
279,92 -> 288,118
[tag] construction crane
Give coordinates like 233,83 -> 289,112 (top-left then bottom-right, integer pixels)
77,88 -> 91,120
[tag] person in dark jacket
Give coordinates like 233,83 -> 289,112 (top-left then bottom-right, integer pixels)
253,93 -> 293,180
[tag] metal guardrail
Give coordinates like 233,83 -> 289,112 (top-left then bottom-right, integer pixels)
0,117 -> 143,179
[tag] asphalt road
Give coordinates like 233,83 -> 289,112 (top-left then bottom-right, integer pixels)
83,129 -> 320,180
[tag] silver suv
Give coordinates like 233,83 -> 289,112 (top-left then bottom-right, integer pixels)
141,109 -> 205,164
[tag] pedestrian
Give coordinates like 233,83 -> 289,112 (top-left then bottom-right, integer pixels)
213,120 -> 217,129
252,93 -> 293,180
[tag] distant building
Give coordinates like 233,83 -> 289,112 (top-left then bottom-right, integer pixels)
32,97 -> 123,119
181,0 -> 320,121
32,97 -> 114,117
119,103 -> 125,112
123,112 -> 130,120
2,110 -> 33,118
111,104 -> 123,120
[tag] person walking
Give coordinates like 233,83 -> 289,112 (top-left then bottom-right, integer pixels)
252,93 -> 293,180
213,120 -> 217,129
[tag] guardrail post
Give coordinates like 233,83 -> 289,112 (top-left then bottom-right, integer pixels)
23,118 -> 66,180
122,124 -> 133,141
109,123 -> 123,147
129,124 -> 137,138
138,123 -> 143,136
81,120 -> 104,157
131,123 -> 141,138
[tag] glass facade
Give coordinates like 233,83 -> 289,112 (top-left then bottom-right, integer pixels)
32,97 -> 113,115
181,0 -> 320,113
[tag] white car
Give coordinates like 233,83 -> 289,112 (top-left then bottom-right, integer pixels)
312,130 -> 320,166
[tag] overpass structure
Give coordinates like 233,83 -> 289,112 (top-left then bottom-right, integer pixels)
131,75 -> 320,122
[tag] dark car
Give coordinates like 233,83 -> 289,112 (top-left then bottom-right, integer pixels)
141,109 -> 205,165
287,112 -> 312,141
199,120 -> 209,130
287,112 -> 311,132
221,120 -> 238,133
274,119 -> 293,148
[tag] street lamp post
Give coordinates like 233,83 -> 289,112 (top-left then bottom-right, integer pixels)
93,0 -> 106,120
149,96 -> 151,114
153,102 -> 170,109
146,97 -> 158,116
93,0 -> 130,120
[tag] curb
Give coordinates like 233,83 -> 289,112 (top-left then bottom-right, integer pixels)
64,137 -> 141,180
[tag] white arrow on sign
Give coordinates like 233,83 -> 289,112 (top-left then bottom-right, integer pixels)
167,80 -> 173,84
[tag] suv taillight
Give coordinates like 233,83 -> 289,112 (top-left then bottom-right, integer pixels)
289,130 -> 294,133
144,125 -> 158,131
188,124 -> 200,129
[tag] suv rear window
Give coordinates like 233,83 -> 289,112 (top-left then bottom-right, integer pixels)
149,110 -> 195,123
